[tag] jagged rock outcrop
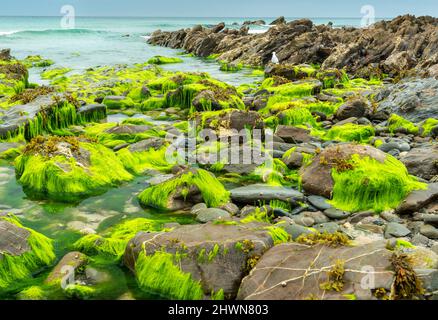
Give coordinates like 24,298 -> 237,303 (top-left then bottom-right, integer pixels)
148,15 -> 438,77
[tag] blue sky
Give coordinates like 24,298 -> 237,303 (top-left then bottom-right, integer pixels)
0,0 -> 437,17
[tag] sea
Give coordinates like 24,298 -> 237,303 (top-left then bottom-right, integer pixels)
0,16 -> 375,85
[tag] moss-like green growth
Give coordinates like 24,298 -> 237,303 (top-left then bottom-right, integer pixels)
329,154 -> 427,212
135,250 -> 204,300
147,56 -> 183,65
316,69 -> 349,89
421,118 -> 438,136
261,80 -> 319,110
323,124 -> 375,143
117,146 -> 173,174
265,226 -> 291,245
219,62 -> 243,72
17,285 -> 48,300
102,96 -> 135,110
296,232 -> 350,247
251,158 -> 296,186
41,68 -> 71,80
0,215 -> 56,290
138,168 -> 230,210
22,55 -> 54,68
64,284 -> 96,300
15,136 -> 133,202
387,114 -> 419,134
74,218 -> 164,260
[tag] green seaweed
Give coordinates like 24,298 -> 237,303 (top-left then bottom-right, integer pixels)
138,168 -> 230,210
135,250 -> 204,300
329,154 -> 427,212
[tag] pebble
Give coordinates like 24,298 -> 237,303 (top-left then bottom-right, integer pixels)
420,224 -> 438,239
324,208 -> 351,220
307,196 -> 332,211
384,222 -> 411,238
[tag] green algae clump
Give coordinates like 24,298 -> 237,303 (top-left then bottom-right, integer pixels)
387,114 -> 419,134
74,218 -> 165,260
329,154 -> 427,213
15,136 -> 133,202
0,215 -> 56,291
135,250 -> 204,300
147,56 -> 183,65
138,168 -> 230,210
323,123 -> 375,143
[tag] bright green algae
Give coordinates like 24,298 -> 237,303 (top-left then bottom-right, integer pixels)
74,218 -> 167,260
138,168 -> 230,210
15,137 -> 134,202
0,215 -> 56,290
135,250 -> 204,300
329,154 -> 427,212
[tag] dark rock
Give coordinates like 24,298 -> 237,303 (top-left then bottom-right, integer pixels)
335,99 -> 369,121
283,224 -> 313,240
420,224 -> 438,239
270,16 -> 286,25
307,196 -> 332,211
191,203 -> 207,215
399,145 -> 438,181
323,208 -> 351,220
275,125 -> 311,143
314,222 -> 340,234
384,222 -> 411,238
396,183 -> 438,214
196,208 -> 231,223
230,184 -> 304,205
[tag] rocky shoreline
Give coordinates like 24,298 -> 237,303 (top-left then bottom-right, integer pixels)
0,15 -> 438,301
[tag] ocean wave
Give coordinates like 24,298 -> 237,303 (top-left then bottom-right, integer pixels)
0,30 -> 20,36
0,28 -> 111,37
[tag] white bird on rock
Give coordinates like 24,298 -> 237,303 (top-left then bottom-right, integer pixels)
271,52 -> 279,64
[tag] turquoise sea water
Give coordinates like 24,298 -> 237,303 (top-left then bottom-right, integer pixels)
0,16 -> 372,85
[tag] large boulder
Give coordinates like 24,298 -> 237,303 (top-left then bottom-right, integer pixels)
123,222 -> 277,300
300,144 -> 386,199
237,240 -> 433,300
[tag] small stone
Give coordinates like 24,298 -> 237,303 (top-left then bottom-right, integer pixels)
380,210 -> 403,223
283,224 -> 313,240
314,222 -> 340,234
307,196 -> 332,210
218,202 -> 240,216
324,208 -> 351,220
412,233 -> 430,246
191,203 -> 207,215
420,224 -> 438,239
384,222 -> 411,239
196,208 -> 230,223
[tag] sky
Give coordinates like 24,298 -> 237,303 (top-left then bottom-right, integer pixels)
0,0 -> 437,18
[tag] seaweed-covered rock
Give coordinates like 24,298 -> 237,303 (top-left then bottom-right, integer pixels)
138,168 -> 230,211
300,143 -> 427,212
123,222 -> 279,299
194,109 -> 263,132
0,215 -> 55,290
15,136 -> 133,202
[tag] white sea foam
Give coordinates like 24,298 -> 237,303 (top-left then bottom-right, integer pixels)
248,29 -> 268,34
0,30 -> 19,36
